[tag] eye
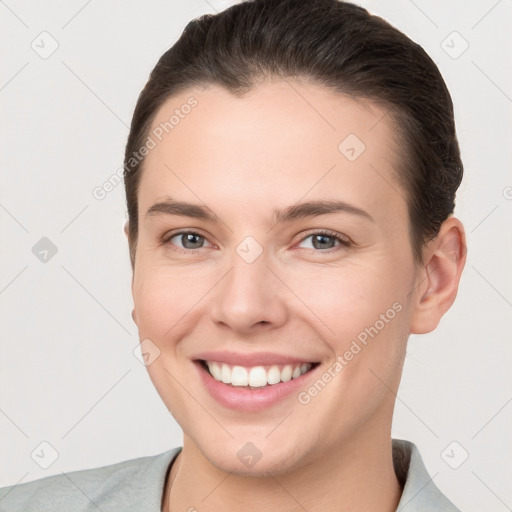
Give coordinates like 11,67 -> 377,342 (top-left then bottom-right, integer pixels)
161,229 -> 351,255
297,230 -> 351,252
163,231 -> 212,252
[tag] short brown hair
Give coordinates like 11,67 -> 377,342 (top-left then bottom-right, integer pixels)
123,0 -> 463,267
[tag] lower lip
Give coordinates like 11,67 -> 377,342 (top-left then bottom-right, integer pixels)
195,361 -> 319,412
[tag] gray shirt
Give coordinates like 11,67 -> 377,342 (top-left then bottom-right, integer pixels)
0,439 -> 461,511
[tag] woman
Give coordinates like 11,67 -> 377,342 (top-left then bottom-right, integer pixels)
0,0 -> 466,510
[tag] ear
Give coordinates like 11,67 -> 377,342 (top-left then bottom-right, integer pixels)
123,220 -> 137,290
410,217 -> 467,334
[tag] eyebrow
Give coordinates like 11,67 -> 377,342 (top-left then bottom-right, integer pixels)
145,197 -> 374,224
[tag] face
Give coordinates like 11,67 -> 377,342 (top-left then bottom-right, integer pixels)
130,79 -> 420,475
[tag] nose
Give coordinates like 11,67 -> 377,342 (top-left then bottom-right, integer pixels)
209,249 -> 289,334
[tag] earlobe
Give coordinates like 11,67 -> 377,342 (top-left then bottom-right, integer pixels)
124,221 -> 129,238
410,217 -> 467,334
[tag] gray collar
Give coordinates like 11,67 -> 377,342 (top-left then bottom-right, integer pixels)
393,439 -> 460,511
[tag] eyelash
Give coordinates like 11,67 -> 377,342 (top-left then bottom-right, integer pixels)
160,229 -> 352,255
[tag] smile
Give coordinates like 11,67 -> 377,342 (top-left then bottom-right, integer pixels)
194,354 -> 321,412
201,360 -> 314,388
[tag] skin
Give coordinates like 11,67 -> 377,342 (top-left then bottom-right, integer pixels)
125,78 -> 466,512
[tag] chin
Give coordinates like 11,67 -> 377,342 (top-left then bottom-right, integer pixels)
192,430 -> 316,477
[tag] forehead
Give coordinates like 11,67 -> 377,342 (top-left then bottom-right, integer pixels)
139,79 -> 406,226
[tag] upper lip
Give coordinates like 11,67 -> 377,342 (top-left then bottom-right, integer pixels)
193,351 -> 319,367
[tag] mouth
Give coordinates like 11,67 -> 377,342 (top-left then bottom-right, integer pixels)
198,359 -> 319,389
194,357 -> 321,411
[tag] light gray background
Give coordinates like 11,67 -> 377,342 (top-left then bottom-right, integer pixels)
1,1 -> 511,510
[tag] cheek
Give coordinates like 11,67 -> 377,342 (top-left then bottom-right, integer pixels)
132,263 -> 206,339
290,258 -> 412,402
133,273 -> 174,338
289,260 -> 407,340
132,265 -> 201,416
307,267 -> 410,421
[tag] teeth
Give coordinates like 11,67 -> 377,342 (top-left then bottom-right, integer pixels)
221,364 -> 231,384
281,365 -> 293,382
248,366 -> 267,387
209,362 -> 222,381
231,366 -> 248,386
267,365 -> 281,385
205,361 -> 312,387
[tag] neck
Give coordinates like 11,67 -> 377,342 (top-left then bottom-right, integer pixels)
162,428 -> 402,512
